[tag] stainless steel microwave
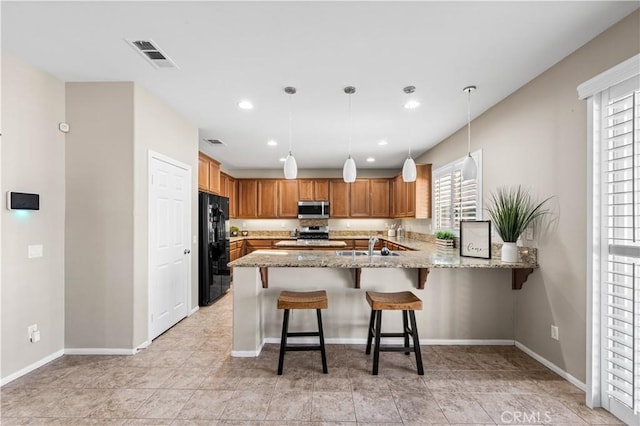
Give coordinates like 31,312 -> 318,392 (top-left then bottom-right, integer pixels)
297,201 -> 330,219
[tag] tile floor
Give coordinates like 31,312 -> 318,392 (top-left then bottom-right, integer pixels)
1,291 -> 624,425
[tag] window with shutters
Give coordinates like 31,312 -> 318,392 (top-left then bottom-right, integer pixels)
432,151 -> 482,234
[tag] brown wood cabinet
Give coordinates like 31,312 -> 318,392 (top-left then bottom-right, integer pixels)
244,239 -> 273,254
329,180 -> 350,218
198,152 -> 221,194
349,179 -> 371,217
220,173 -> 238,218
391,164 -> 432,219
370,179 -> 391,218
230,240 -> 244,261
237,179 -> 258,218
298,179 -> 329,201
278,180 -> 299,218
257,180 -> 278,218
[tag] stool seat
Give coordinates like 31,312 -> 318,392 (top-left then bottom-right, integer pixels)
278,290 -> 328,310
366,291 -> 422,311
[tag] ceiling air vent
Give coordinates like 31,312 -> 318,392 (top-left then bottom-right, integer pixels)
204,139 -> 225,145
126,39 -> 177,69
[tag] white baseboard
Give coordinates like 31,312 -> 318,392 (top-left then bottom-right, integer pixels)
64,348 -> 137,355
0,349 -> 64,387
189,306 -> 199,316
231,342 -> 264,357
515,341 -> 586,391
136,340 -> 151,351
263,337 -> 515,346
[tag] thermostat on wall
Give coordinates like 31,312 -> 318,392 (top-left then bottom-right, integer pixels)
7,192 -> 40,211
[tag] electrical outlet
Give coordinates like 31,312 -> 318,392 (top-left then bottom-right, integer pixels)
28,244 -> 43,258
525,224 -> 534,240
28,324 -> 38,342
551,325 -> 559,341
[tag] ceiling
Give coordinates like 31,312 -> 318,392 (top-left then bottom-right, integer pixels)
3,1 -> 638,171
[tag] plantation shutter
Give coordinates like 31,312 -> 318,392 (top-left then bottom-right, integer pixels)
602,80 -> 640,420
432,153 -> 481,233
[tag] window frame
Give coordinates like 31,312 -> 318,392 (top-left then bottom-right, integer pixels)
431,149 -> 483,235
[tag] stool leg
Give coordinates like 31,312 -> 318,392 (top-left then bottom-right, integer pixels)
402,310 -> 410,355
372,310 -> 382,375
408,310 -> 424,375
277,309 -> 290,375
365,309 -> 376,355
316,309 -> 328,374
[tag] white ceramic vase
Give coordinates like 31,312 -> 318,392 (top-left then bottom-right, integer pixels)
501,242 -> 519,263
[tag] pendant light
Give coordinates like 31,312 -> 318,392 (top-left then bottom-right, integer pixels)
343,86 -> 357,183
461,85 -> 477,181
283,86 -> 298,180
402,85 -> 417,182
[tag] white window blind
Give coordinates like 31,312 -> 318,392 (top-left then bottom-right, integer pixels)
432,151 -> 482,233
603,85 -> 640,415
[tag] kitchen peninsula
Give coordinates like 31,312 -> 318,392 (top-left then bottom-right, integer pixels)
229,239 -> 538,356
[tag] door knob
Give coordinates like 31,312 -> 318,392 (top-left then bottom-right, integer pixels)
184,249 -> 191,254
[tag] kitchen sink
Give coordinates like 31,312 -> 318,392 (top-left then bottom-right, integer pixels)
335,250 -> 400,257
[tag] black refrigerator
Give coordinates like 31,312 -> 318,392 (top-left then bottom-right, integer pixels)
198,192 -> 231,306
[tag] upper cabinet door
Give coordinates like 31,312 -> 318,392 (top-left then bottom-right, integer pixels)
208,160 -> 221,195
237,179 -> 258,218
370,179 -> 391,218
228,176 -> 238,218
329,180 -> 350,218
349,179 -> 370,217
314,179 -> 329,201
298,179 -> 314,201
278,180 -> 299,218
258,180 -> 278,218
198,153 -> 210,192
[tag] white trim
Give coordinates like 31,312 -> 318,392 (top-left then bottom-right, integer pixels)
189,306 -> 199,316
137,340 -> 151,350
0,349 -> 64,387
64,348 -> 137,356
578,54 -> 640,99
231,342 -> 264,357
515,341 -> 586,392
263,337 -> 514,346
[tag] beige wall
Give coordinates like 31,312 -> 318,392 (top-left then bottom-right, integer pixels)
65,82 -> 135,349
133,85 -> 199,346
416,10 -> 640,382
1,53 -> 66,379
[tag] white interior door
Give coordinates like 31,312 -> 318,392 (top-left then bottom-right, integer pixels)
599,78 -> 640,425
149,152 -> 191,340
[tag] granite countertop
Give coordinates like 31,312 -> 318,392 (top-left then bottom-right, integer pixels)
274,240 -> 348,248
228,245 -> 537,269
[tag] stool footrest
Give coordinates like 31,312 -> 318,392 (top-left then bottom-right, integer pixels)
376,345 -> 419,353
285,345 -> 322,351
287,332 -> 320,337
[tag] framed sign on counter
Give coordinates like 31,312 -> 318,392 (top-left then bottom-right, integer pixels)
460,220 -> 491,259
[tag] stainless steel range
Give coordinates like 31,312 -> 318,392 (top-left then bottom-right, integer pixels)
298,225 -> 329,240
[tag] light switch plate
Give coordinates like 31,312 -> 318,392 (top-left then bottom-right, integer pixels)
28,244 -> 43,258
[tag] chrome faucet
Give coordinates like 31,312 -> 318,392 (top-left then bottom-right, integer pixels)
368,236 -> 379,257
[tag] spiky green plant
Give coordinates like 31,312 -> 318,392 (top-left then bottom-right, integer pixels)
485,186 -> 551,243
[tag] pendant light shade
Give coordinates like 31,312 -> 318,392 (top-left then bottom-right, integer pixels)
284,152 -> 297,179
402,85 -> 417,182
343,155 -> 357,183
343,86 -> 357,183
402,156 -> 417,182
283,86 -> 297,180
462,85 -> 477,181
461,153 -> 477,180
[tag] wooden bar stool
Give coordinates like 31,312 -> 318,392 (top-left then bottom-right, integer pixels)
277,290 -> 328,375
365,291 -> 424,375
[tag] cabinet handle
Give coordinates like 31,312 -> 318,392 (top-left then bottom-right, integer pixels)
184,249 -> 191,254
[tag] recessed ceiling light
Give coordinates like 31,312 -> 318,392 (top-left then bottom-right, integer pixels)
267,140 -> 278,146
366,157 -> 375,163
279,157 -> 286,162
238,100 -> 253,110
404,100 -> 420,109
378,140 -> 388,146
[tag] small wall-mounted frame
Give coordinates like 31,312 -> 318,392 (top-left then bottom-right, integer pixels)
460,220 -> 491,259
6,192 -> 40,211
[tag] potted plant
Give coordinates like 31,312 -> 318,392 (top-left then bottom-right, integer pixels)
229,225 -> 239,237
485,185 -> 551,263
435,230 -> 455,249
